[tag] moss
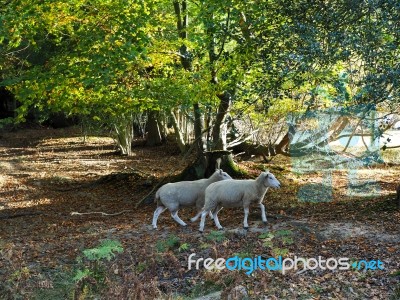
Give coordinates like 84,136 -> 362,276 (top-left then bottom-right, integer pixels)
221,154 -> 248,178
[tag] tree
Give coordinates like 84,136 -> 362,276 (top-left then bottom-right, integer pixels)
1,0 -> 398,166
238,0 -> 400,158
0,0 -> 160,155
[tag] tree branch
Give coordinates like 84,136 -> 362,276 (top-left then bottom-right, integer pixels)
173,1 -> 183,33
215,9 -> 231,61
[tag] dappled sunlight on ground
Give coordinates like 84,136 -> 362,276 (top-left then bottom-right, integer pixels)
0,126 -> 399,299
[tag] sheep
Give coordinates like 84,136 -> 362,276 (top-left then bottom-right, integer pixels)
152,169 -> 232,229
199,171 -> 281,232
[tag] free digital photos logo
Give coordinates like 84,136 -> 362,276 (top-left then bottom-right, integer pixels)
188,253 -> 384,275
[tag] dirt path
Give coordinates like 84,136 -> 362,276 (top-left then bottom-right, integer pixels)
0,127 -> 399,299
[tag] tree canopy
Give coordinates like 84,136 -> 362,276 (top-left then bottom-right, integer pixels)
1,0 -> 399,158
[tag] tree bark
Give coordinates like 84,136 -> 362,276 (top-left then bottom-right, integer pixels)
177,150 -> 247,181
203,8 -> 241,178
274,132 -> 290,155
205,150 -> 246,177
328,117 -> 349,142
171,1 -> 243,180
212,91 -> 232,150
169,110 -> 187,153
193,102 -> 204,155
174,0 -> 192,71
114,115 -> 134,156
146,110 -> 162,146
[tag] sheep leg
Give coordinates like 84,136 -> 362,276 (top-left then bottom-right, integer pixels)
211,206 -> 222,219
190,211 -> 202,223
171,210 -> 187,227
243,207 -> 250,230
259,203 -> 268,224
199,210 -> 209,232
212,205 -> 223,230
191,210 -> 214,223
152,206 -> 167,229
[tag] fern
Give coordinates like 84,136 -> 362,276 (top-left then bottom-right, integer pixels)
263,240 -> 274,248
259,232 -> 274,248
178,243 -> 190,252
258,232 -> 274,239
206,230 -> 226,242
165,235 -> 180,248
272,247 -> 289,257
156,235 -> 180,252
282,236 -> 294,245
275,229 -> 293,237
73,269 -> 92,283
83,240 -> 123,261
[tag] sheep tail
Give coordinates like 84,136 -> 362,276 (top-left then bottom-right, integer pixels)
154,189 -> 161,206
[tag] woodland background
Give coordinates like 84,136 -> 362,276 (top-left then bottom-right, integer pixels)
0,0 -> 399,299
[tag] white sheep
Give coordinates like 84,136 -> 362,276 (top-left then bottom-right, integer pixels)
198,171 -> 281,232
152,169 -> 232,229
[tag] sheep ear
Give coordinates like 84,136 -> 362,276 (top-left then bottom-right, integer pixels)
215,158 -> 222,170
219,169 -> 222,174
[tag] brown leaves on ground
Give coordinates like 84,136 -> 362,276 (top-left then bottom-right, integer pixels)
0,126 -> 399,299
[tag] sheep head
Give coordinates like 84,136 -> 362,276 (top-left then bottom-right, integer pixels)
215,169 -> 233,181
260,171 -> 281,188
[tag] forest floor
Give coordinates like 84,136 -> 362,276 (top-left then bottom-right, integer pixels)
0,126 -> 399,300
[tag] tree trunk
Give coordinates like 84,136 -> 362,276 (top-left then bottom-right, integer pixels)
205,151 -> 246,177
114,115 -> 134,156
146,110 -> 162,146
172,1 -> 243,180
212,91 -> 232,150
193,102 -> 204,155
274,132 -> 290,155
328,117 -> 349,142
169,110 -> 187,153
176,150 -> 246,181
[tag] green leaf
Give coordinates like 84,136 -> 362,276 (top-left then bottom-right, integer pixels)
206,230 -> 226,242
272,247 -> 289,257
282,236 -> 294,245
178,243 -> 190,252
73,268 -> 92,282
275,230 -> 293,237
263,240 -> 274,248
82,239 -> 123,261
258,232 -> 274,239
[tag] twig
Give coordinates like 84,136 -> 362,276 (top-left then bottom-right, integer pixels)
5,42 -> 30,56
148,51 -> 186,58
233,151 -> 245,157
70,210 -> 132,217
382,144 -> 400,149
227,129 -> 259,148
342,117 -> 363,153
360,123 -> 370,151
